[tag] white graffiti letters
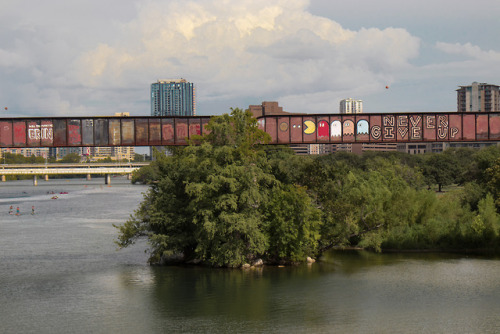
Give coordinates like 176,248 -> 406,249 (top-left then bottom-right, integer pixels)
28,124 -> 53,141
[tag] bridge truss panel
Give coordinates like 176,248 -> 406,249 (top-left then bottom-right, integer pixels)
0,113 -> 499,148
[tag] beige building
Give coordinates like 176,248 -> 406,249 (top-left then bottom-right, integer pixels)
457,82 -> 500,112
1,147 -> 50,159
339,98 -> 363,114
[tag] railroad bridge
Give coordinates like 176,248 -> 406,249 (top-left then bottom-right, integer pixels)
0,112 -> 499,148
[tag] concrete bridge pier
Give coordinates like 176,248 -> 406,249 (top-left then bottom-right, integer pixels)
86,173 -> 91,181
33,175 -> 38,186
44,174 -> 49,181
1,175 -> 5,182
105,174 -> 111,185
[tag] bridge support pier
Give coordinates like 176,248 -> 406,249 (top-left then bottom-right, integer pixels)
33,175 -> 38,186
44,174 -> 49,181
105,174 -> 111,185
127,173 -> 132,180
86,173 -> 91,181
1,175 -> 5,182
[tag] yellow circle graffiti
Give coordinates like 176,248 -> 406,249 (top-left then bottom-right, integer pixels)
304,120 -> 316,134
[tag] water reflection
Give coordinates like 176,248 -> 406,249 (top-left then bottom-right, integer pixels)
144,264 -> 341,332
2,179 -> 500,333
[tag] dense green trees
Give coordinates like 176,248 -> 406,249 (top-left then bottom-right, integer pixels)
2,152 -> 46,164
116,110 -> 500,266
117,109 -> 321,266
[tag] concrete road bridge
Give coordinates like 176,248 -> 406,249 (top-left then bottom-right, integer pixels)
0,162 -> 148,185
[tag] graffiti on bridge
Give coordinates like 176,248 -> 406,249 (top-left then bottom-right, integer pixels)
260,113 -> 500,144
0,112 -> 499,147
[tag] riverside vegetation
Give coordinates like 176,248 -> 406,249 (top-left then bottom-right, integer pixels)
115,109 -> 500,267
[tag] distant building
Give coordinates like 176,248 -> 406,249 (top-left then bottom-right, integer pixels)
89,146 -> 134,161
50,147 -> 82,160
151,79 -> 196,116
2,147 -> 50,159
457,82 -> 500,112
249,101 -> 291,118
339,98 -> 363,114
397,82 -> 500,155
397,142 -> 500,154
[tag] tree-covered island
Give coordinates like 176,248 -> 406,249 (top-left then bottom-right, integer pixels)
115,109 -> 500,267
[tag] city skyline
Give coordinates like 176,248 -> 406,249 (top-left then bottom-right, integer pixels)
0,0 -> 499,118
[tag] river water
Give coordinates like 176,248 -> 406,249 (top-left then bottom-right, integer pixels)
1,178 -> 500,333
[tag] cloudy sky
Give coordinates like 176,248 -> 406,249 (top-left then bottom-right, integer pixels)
1,0 -> 499,118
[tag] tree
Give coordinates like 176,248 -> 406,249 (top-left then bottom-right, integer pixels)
422,152 -> 459,192
115,108 -> 321,267
486,157 -> 500,210
133,153 -> 147,162
60,153 -> 81,163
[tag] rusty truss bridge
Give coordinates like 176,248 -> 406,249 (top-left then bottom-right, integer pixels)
1,112 -> 499,148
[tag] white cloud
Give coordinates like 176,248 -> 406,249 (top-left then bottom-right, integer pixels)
436,42 -> 500,62
70,0 -> 420,114
16,0 -> 500,116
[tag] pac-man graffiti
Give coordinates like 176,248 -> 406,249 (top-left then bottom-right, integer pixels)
1,112 -> 499,147
260,112 -> 500,145
304,120 -> 316,134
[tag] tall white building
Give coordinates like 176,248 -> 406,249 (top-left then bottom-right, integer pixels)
339,98 -> 363,114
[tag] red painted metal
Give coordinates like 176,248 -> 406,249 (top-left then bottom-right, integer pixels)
13,121 -> 26,147
0,121 -> 12,147
490,114 -> 500,140
0,113 -> 499,148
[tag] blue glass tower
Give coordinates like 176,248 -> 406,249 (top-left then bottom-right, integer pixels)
151,79 -> 196,116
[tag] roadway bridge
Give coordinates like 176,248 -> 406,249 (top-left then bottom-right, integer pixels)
0,112 -> 499,148
0,163 -> 148,185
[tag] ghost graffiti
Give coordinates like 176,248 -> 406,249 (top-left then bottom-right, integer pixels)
331,120 -> 342,138
357,120 -> 369,135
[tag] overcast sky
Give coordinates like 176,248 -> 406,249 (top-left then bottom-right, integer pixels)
1,0 -> 499,118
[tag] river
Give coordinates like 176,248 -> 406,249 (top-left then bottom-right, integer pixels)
1,178 -> 499,333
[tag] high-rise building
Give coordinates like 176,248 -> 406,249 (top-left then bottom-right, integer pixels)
338,98 -> 362,153
151,79 -> 196,116
457,82 -> 500,112
339,98 -> 363,114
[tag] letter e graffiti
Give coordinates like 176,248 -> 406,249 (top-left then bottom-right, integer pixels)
398,116 -> 408,127
426,116 -> 435,129
411,127 -> 421,139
